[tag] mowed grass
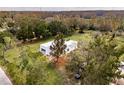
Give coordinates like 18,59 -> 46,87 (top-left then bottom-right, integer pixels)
4,31 -> 124,84
4,31 -> 93,84
5,30 -> 124,62
5,32 -> 92,62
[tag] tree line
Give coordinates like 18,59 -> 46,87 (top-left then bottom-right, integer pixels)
0,15 -> 124,43
0,13 -> 124,85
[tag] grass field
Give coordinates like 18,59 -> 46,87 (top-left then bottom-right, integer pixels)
3,31 -> 94,84
5,31 -> 124,63
3,30 -> 124,84
5,32 -> 93,62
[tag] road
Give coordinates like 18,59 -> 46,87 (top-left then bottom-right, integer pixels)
0,67 -> 12,85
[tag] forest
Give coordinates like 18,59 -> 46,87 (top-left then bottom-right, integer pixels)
0,11 -> 124,85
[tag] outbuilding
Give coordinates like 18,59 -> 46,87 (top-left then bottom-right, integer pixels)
40,40 -> 78,55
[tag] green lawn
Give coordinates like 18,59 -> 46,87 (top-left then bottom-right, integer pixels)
5,32 -> 92,62
5,31 -> 124,62
3,31 -> 124,84
4,32 -> 93,84
6,31 -> 124,61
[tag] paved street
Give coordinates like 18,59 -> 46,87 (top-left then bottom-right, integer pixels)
0,67 -> 12,85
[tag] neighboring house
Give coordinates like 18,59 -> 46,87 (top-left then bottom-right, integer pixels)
0,67 -> 12,85
40,40 -> 78,55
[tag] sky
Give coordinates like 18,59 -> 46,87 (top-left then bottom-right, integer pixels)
0,7 -> 124,11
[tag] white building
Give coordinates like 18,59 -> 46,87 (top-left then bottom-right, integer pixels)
40,40 -> 78,55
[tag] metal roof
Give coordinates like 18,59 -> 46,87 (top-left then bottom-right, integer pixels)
40,40 -> 77,47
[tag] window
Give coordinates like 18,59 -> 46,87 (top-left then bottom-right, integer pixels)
120,65 -> 124,69
41,48 -> 46,53
67,48 -> 69,51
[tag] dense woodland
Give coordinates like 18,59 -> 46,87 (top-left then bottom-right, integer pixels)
0,11 -> 124,85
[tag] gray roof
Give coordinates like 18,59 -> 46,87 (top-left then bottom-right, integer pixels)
0,68 -> 12,85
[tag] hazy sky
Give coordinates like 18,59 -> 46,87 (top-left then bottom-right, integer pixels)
0,7 -> 124,11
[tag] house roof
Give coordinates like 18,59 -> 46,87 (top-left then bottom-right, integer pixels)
40,41 -> 53,48
121,61 -> 124,65
40,40 -> 77,48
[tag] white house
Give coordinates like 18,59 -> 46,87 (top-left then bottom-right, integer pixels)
40,40 -> 78,55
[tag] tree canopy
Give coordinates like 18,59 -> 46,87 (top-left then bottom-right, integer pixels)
66,33 -> 124,85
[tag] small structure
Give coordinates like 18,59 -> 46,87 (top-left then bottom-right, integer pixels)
40,40 -> 77,55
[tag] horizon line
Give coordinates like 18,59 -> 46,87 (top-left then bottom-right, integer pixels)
1,7 -> 124,11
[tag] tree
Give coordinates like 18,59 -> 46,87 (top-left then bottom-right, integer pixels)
0,17 -> 5,27
5,46 -> 63,84
99,24 -> 112,32
78,22 -> 87,33
66,33 -> 123,85
118,19 -> 124,32
68,17 -> 81,30
5,17 -> 17,35
26,59 -> 63,85
0,31 -> 13,64
119,54 -> 124,62
34,20 -> 51,39
16,17 -> 34,42
48,20 -> 70,36
50,33 -> 66,63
